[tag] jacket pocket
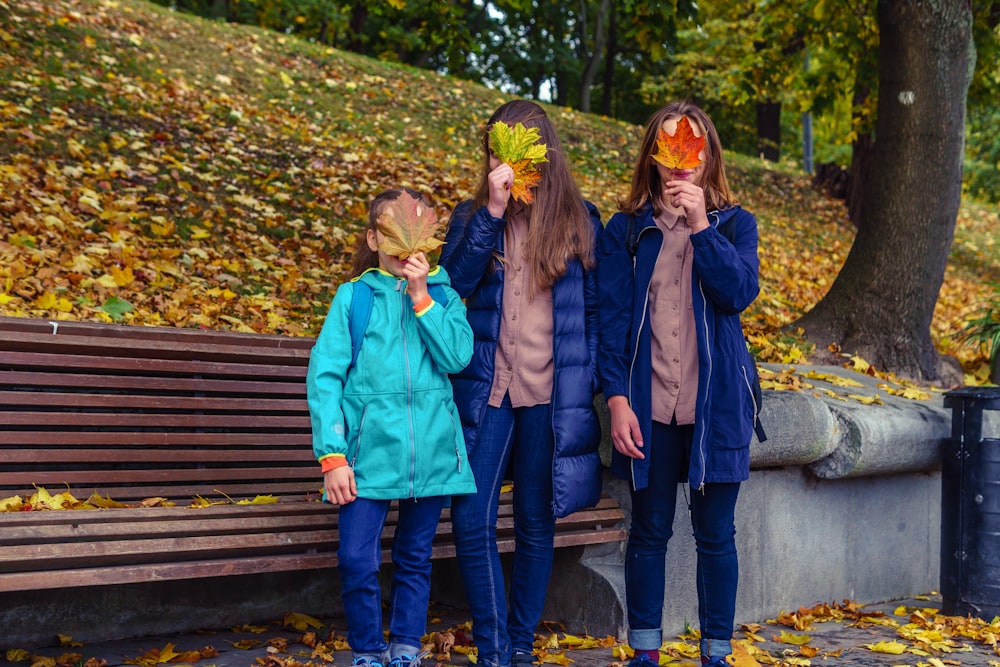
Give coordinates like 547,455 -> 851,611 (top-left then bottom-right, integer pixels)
443,398 -> 463,472
350,405 -> 369,468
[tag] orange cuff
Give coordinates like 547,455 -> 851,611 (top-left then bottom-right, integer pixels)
320,455 -> 348,473
412,293 -> 434,316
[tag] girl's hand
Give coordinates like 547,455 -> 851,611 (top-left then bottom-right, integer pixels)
607,395 -> 645,459
324,466 -> 357,505
487,162 -> 515,218
664,180 -> 710,232
403,251 -> 430,305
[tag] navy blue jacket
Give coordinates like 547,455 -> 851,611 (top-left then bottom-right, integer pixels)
596,203 -> 762,491
441,199 -> 603,518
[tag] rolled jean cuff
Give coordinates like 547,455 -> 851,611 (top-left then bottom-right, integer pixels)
700,637 -> 732,658
628,628 -> 662,651
389,642 -> 422,659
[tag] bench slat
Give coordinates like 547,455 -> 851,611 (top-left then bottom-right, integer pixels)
0,350 -> 308,380
0,331 -> 313,365
0,370 -> 306,395
0,391 -> 307,412
0,413 -> 309,428
4,449 -> 315,464
0,432 -> 312,446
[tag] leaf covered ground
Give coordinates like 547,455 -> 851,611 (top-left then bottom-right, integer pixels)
4,596 -> 1000,667
0,0 -> 997,382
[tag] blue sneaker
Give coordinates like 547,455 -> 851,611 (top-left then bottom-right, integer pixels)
511,650 -> 535,667
701,656 -> 729,667
628,654 -> 660,667
388,651 -> 429,667
353,657 -> 385,667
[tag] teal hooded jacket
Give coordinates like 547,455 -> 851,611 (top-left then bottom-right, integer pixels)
307,266 -> 477,500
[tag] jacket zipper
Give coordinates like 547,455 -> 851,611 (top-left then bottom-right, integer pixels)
628,224 -> 661,491
694,210 -> 721,491
350,405 -> 369,469
398,280 -> 416,499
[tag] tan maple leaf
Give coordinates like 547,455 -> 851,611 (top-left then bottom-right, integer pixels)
376,191 -> 444,259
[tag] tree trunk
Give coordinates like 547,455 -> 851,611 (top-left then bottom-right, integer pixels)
580,0 -> 610,114
347,4 -> 368,54
845,71 -> 875,227
794,0 -> 973,385
756,100 -> 781,161
600,7 -> 618,117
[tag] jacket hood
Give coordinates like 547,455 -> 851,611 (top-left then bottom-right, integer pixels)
355,264 -> 453,291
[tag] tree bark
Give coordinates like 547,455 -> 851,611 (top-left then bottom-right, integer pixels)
600,7 -> 618,116
794,0 -> 973,385
580,0 -> 610,113
755,100 -> 781,161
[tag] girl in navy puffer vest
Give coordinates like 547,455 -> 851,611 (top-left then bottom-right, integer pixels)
441,100 -> 603,667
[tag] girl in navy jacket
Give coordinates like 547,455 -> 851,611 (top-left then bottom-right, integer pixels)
596,101 -> 763,667
441,100 -> 603,667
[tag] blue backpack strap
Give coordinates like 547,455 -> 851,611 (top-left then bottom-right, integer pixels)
348,281 -> 373,369
428,283 -> 448,308
348,281 -> 449,368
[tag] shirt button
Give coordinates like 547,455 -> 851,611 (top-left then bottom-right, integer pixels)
507,364 -> 513,371
672,331 -> 678,337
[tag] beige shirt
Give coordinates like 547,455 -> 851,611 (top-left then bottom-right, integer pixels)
648,212 -> 699,425
489,213 -> 554,408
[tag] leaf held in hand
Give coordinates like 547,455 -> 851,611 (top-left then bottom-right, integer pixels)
652,116 -> 705,170
489,120 -> 548,204
376,191 -> 444,259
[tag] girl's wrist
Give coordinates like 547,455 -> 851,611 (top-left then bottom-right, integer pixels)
411,292 -> 432,312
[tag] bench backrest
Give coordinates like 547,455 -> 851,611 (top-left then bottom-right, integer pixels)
0,316 -> 319,504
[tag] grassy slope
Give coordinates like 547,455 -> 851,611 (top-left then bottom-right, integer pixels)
0,0 -> 997,377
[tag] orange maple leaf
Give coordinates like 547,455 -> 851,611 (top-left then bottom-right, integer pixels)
652,116 -> 705,170
376,190 -> 445,259
509,159 -> 543,204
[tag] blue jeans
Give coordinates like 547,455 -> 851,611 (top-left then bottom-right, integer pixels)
626,420 -> 740,659
452,396 -> 556,667
338,495 -> 448,660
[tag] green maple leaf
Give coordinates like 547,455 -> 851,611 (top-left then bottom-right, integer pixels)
489,121 -> 548,203
489,121 -> 548,165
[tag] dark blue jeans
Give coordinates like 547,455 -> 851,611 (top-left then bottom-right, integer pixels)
338,495 -> 448,661
626,420 -> 739,659
452,397 -> 556,667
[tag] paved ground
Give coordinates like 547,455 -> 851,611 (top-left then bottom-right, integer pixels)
2,594 -> 998,667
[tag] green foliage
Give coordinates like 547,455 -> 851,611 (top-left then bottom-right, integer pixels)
958,283 -> 1000,368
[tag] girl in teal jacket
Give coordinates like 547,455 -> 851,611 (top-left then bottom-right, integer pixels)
307,188 -> 476,667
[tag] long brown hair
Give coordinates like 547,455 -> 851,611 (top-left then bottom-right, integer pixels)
474,100 -> 594,291
620,101 -> 735,216
348,188 -> 427,279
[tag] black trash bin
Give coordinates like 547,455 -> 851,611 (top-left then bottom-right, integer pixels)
941,386 -> 1000,618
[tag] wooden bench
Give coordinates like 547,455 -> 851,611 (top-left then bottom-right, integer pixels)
0,315 -> 626,593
